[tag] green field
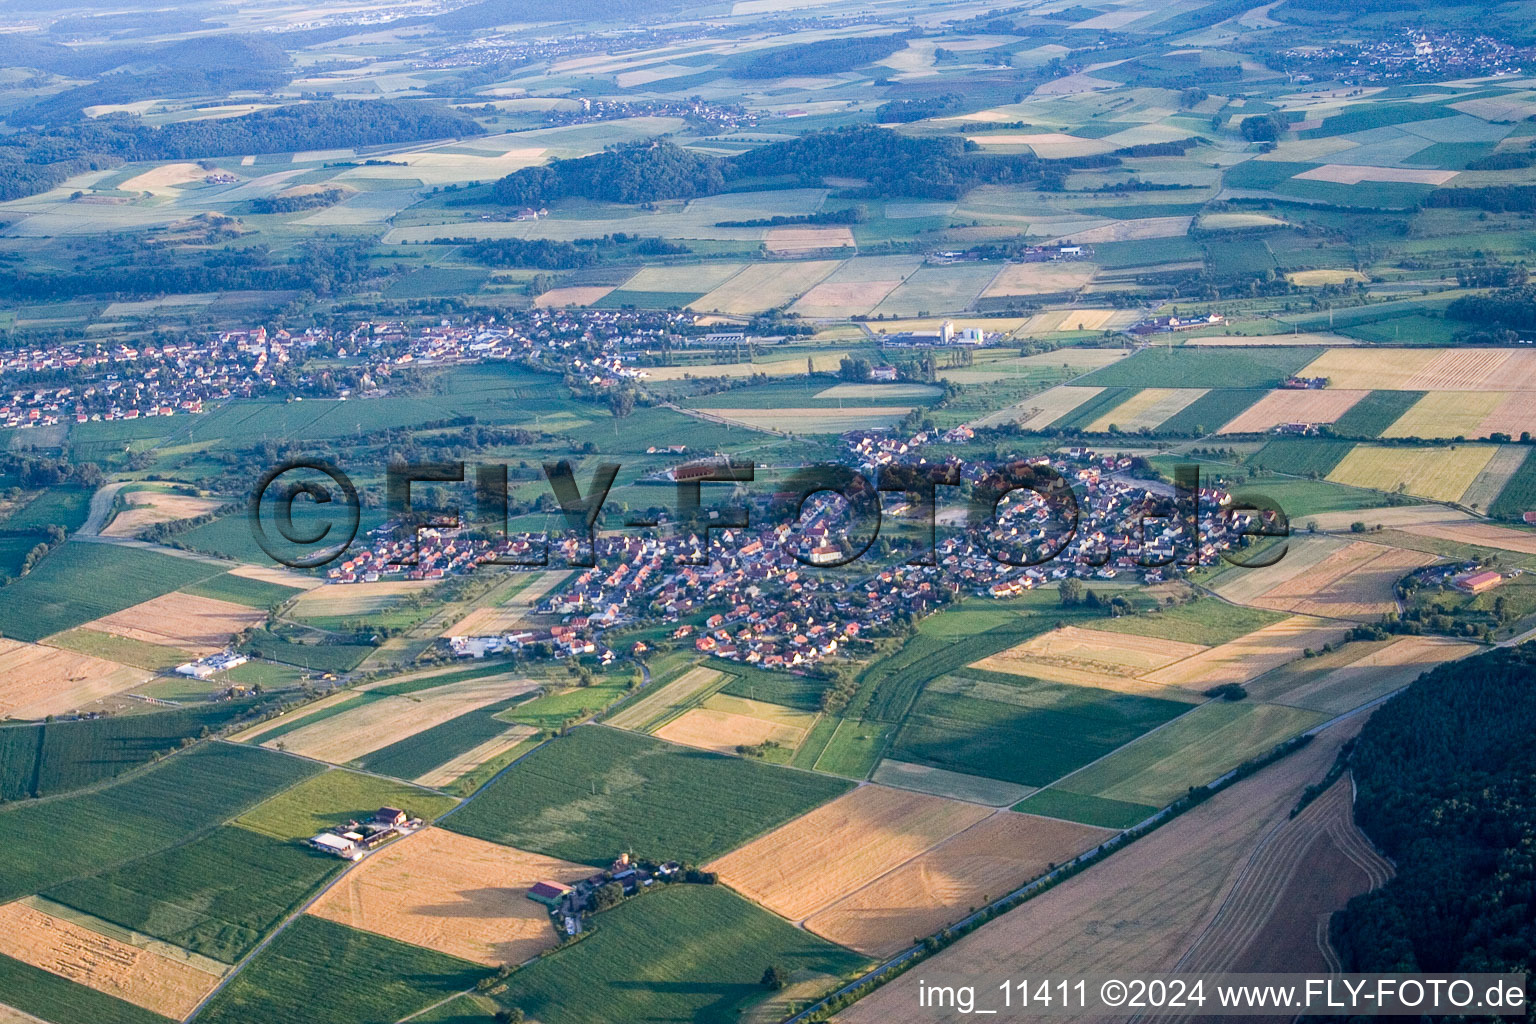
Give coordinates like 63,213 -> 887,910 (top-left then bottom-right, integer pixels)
1491,453 -> 1536,521
0,952 -> 171,1024
0,743 -> 318,903
182,572 -> 305,608
2,487 -> 91,534
1249,437 -> 1357,477
890,673 -> 1190,787
493,884 -> 867,1024
441,724 -> 850,866
44,826 -> 342,963
1232,477 -> 1400,517
1331,390 -> 1427,437
234,768 -> 459,841
1153,388 -> 1266,435
241,627 -> 376,673
1,700 -> 275,801
1079,347 -> 1322,390
1012,788 -> 1158,830
717,663 -> 826,712
813,719 -> 893,779
0,542 -> 222,641
1027,701 -> 1327,821
197,915 -> 485,1024
1085,600 -> 1284,646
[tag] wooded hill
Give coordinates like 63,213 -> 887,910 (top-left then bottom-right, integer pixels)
1332,644 -> 1536,977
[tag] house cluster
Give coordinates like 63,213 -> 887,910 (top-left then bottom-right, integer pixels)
1128,313 -> 1225,335
527,853 -> 681,935
308,807 -> 421,861
331,448 -> 1258,675
1285,30 -> 1532,82
878,320 -> 991,347
0,331 -> 296,428
1281,376 -> 1330,390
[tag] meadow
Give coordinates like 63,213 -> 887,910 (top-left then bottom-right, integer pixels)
0,743 -> 318,902
196,916 -> 485,1024
493,884 -> 867,1024
44,826 -> 342,963
234,768 -> 459,841
441,724 -> 850,865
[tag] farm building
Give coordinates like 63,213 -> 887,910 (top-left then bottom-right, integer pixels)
310,833 -> 361,860
528,881 -> 573,907
1453,570 -> 1504,594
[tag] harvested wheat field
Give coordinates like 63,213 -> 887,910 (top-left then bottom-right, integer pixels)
806,811 -> 1112,957
441,571 -> 570,637
1380,390 -> 1506,439
1249,541 -> 1435,621
0,901 -> 221,1018
1294,348 -> 1440,391
119,162 -> 206,192
1476,391 -> 1536,439
1019,308 -> 1127,333
1251,635 -> 1476,714
86,593 -> 265,656
980,261 -> 1096,297
693,407 -> 913,433
605,666 -> 723,731
534,285 -> 615,308
1401,349 -> 1536,391
1217,389 -> 1368,433
709,785 -> 991,922
307,828 -> 590,966
1399,518 -> 1536,555
833,718 -> 1364,1024
101,493 -> 223,538
1142,616 -> 1352,689
1327,444 -> 1497,502
0,639 -> 150,720
1085,388 -> 1207,433
414,724 -> 537,788
642,352 -> 849,381
0,1001 -> 46,1023
1294,164 -> 1459,185
973,626 -> 1206,693
968,385 -> 1104,430
1285,270 -> 1368,287
790,280 -> 903,317
1208,535 -> 1341,604
228,563 -> 323,590
764,226 -> 856,253
967,134 -> 1114,159
266,674 -> 541,763
693,260 -> 841,314
653,695 -> 817,755
1047,216 -> 1192,244
1169,777 -> 1390,985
